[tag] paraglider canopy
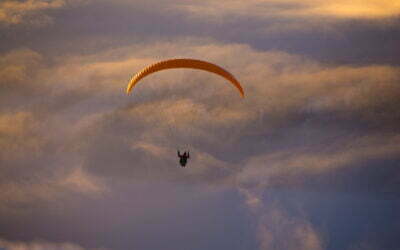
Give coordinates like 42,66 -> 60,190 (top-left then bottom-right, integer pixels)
126,58 -> 244,97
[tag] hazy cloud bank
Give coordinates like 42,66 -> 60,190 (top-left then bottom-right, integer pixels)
1,38 -> 399,249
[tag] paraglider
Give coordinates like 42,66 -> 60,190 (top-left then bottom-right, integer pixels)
177,150 -> 190,167
126,58 -> 245,167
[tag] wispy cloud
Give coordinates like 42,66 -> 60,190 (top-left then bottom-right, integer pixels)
0,238 -> 107,250
0,0 -> 86,26
173,0 -> 400,20
238,187 -> 324,250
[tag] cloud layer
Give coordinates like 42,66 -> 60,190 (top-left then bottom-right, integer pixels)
1,38 -> 399,249
1,1 -> 400,249
115,0 -> 400,21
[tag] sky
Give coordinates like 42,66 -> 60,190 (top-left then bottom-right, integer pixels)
0,0 -> 400,249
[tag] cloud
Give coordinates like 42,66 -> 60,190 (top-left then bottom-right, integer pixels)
46,38 -> 400,125
0,111 -> 42,161
0,0 -> 64,26
2,39 -> 399,186
0,238 -> 107,250
0,166 -> 107,217
299,0 -> 400,19
2,0 -> 398,69
173,0 -> 400,20
162,0 -> 400,37
0,48 -> 43,92
0,0 -> 88,26
60,167 -> 106,194
238,134 -> 400,189
5,38 -> 396,176
256,207 -> 323,250
1,39 -> 399,249
238,187 -> 324,250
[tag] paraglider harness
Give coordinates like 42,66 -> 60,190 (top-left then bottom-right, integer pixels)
177,150 -> 190,167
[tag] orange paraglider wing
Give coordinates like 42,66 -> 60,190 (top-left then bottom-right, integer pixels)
126,58 -> 244,97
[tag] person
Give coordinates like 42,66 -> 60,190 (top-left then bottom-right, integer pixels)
177,150 -> 190,167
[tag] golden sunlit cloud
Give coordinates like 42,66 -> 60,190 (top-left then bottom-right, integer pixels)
0,112 -> 42,157
0,0 -> 64,25
0,48 -> 42,86
174,0 -> 400,20
0,0 -> 87,26
295,0 -> 400,19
